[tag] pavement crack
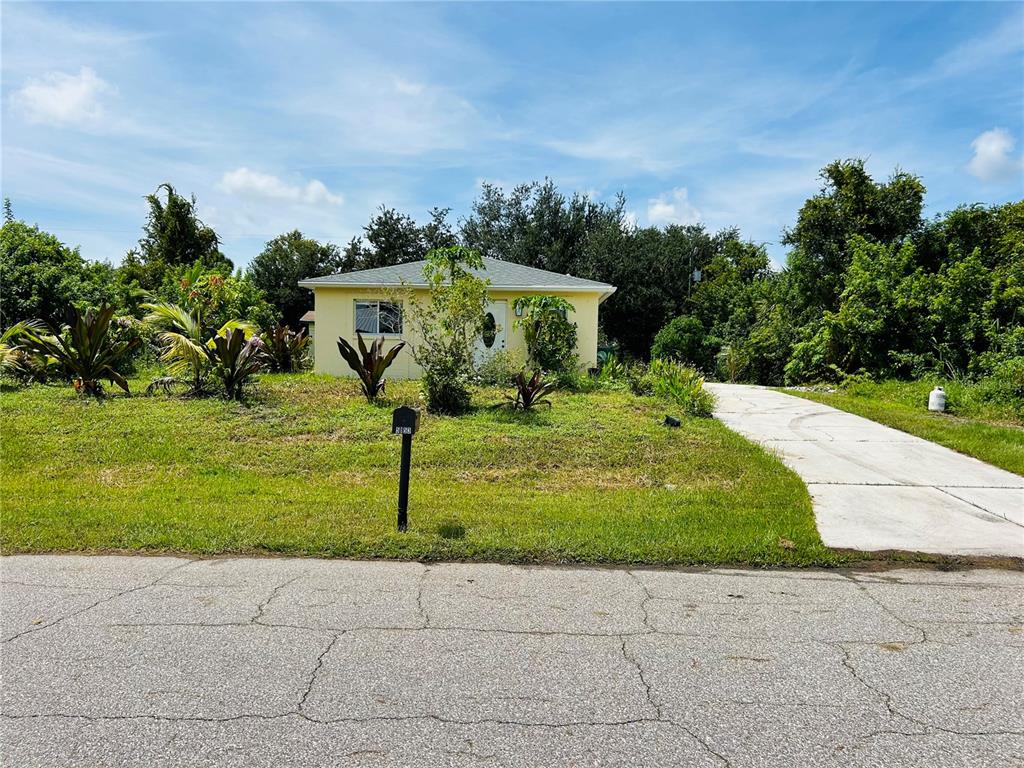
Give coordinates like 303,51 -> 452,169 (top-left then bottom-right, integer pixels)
672,722 -> 732,767
1,560 -> 195,644
619,637 -> 661,719
251,574 -> 304,624
627,570 -> 656,634
297,632 -> 342,713
840,573 -> 928,645
416,564 -> 431,629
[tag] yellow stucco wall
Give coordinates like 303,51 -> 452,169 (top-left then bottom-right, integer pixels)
309,287 -> 604,379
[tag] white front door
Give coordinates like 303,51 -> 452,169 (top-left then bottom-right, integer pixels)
474,300 -> 507,365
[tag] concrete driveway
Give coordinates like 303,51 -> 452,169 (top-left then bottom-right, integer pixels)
2,555 -> 1022,767
707,384 -> 1024,557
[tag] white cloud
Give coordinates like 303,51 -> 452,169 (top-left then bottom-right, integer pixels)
11,66 -> 114,125
219,168 -> 343,206
967,128 -> 1021,183
647,188 -> 701,226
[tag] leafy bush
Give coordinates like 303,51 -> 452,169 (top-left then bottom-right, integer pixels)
163,263 -> 278,332
507,369 -> 556,410
651,315 -> 711,370
207,328 -> 268,401
645,359 -> 715,418
23,306 -> 140,397
514,295 -> 578,373
402,247 -> 489,414
337,332 -> 406,403
266,325 -> 311,373
715,345 -> 748,383
422,356 -> 473,415
473,348 -> 522,387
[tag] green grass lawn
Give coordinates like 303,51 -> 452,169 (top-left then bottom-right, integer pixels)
0,373 -> 847,566
788,380 -> 1024,476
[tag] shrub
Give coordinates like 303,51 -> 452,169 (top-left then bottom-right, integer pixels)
23,305 -> 140,397
401,247 -> 489,414
715,344 -> 748,383
207,328 -> 268,401
422,355 -> 473,415
651,315 -> 711,370
514,295 -> 578,373
507,369 -> 556,410
647,359 -> 716,418
473,348 -> 522,387
337,332 -> 406,403
266,325 -> 311,373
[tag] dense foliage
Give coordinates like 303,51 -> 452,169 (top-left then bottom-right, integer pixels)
513,295 -> 578,373
249,230 -> 346,327
401,247 -> 490,414
3,160 -> 1020,406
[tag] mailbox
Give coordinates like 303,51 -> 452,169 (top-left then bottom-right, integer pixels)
392,406 -> 420,436
392,406 -> 421,532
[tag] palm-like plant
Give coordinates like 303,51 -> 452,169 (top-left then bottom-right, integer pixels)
207,328 -> 267,400
23,306 -> 140,396
266,325 -> 311,372
142,301 -> 255,394
0,320 -> 44,378
337,332 -> 405,402
508,369 -> 556,410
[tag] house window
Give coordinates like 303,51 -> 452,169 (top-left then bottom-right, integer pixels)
355,301 -> 402,335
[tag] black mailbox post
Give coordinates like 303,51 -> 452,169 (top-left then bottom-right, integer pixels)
391,406 -> 421,531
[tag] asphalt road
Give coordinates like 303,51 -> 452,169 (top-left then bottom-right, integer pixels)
707,384 -> 1024,557
1,555 -> 1022,767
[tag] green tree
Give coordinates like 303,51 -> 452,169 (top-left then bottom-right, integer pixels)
401,247 -> 490,413
249,231 -> 345,327
461,179 -> 625,276
0,217 -> 120,327
127,183 -> 230,290
784,159 -> 925,315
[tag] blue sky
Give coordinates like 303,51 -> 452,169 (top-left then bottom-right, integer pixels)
2,2 -> 1022,268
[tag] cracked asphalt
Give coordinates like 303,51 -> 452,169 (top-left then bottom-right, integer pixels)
1,556 -> 1022,767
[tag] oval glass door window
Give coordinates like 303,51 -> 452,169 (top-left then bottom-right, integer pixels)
482,312 -> 497,348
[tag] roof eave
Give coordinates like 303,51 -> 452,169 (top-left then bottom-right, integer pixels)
298,281 -> 616,294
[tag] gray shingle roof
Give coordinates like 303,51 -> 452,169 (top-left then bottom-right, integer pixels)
298,257 -> 616,297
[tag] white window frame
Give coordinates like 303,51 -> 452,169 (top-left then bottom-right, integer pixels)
354,300 -> 403,336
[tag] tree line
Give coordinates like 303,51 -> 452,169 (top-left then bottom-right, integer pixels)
1,159 -> 1021,386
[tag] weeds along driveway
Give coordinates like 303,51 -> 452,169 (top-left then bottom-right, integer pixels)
1,555 -> 1022,768
707,384 -> 1024,558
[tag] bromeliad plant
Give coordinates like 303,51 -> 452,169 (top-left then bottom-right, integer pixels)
23,306 -> 140,397
337,332 -> 406,403
266,325 -> 311,372
508,369 -> 556,410
207,328 -> 268,401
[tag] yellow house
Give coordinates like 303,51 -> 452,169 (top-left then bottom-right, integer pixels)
298,257 -> 617,379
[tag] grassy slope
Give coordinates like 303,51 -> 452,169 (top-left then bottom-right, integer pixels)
1,374 -> 841,566
789,380 -> 1024,476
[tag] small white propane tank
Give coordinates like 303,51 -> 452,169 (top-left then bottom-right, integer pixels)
928,386 -> 946,413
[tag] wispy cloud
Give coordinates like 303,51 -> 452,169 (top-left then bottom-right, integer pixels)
967,128 -> 1021,183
